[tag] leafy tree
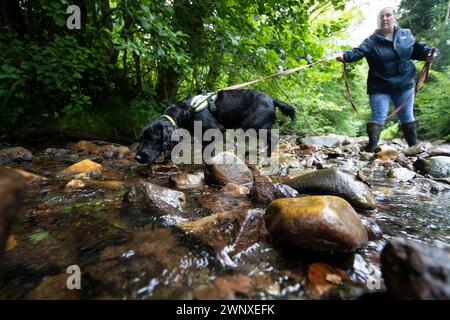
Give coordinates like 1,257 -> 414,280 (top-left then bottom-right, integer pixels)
398,0 -> 450,69
6,0 -> 442,140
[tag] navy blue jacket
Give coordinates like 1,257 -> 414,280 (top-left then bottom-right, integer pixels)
343,26 -> 438,94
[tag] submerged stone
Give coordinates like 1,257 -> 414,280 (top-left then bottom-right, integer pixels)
204,152 -> 253,187
177,209 -> 266,259
169,172 -> 204,189
123,181 -> 186,215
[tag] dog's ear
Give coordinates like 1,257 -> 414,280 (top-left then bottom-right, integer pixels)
162,124 -> 176,162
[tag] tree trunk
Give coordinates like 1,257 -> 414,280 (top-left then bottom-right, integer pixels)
156,66 -> 180,104
206,51 -> 223,91
446,0 -> 450,25
134,52 -> 142,91
0,0 -> 26,37
100,0 -> 119,64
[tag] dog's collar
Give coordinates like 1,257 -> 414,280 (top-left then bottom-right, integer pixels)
161,114 -> 176,126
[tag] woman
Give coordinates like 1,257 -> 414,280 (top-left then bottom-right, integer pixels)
336,7 -> 438,152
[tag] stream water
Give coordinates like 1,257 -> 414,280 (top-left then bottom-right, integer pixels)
0,141 -> 449,299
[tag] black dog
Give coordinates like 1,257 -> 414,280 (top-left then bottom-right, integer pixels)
134,89 -> 296,164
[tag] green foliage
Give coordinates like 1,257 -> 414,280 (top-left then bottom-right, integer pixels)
0,0 -> 446,141
415,68 -> 450,139
398,0 -> 450,70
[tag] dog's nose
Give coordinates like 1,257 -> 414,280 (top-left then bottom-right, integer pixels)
134,154 -> 143,163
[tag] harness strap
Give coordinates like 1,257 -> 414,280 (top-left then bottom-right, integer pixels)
190,92 -> 218,113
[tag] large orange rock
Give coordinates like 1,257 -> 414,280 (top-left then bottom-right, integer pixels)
265,196 -> 368,252
70,141 -> 99,153
60,159 -> 102,175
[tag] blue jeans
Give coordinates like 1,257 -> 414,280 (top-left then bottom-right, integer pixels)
369,87 -> 415,125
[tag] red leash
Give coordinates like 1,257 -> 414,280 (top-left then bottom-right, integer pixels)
384,48 -> 436,121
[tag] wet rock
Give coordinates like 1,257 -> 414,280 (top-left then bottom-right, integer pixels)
5,235 -> 17,252
376,146 -> 400,161
213,275 -> 253,296
204,152 -> 253,187
286,168 -> 376,210
11,168 -> 46,181
87,254 -> 164,299
387,167 -> 416,181
129,142 -> 140,153
0,237 -> 77,275
64,179 -> 86,191
123,181 -> 186,215
169,172 -> 204,189
305,262 -> 349,298
342,144 -> 360,154
249,166 -> 284,205
70,141 -> 99,153
431,177 -> 450,185
0,147 -> 33,164
0,168 -> 26,255
26,273 -> 80,300
414,156 -> 450,178
381,238 -> 450,299
43,148 -> 73,157
150,163 -> 181,175
429,144 -> 450,157
57,214 -> 130,255
221,183 -> 250,196
95,145 -> 119,159
59,159 -> 102,176
87,180 -> 124,190
360,217 -> 383,241
411,177 -> 450,193
395,153 -> 414,170
301,135 -> 347,148
255,159 -> 283,176
287,168 -> 315,178
328,158 -> 359,172
265,196 -> 368,252
177,209 -> 266,258
98,228 -> 190,273
73,169 -> 102,180
297,143 -> 322,154
117,146 -> 131,160
359,152 -> 374,161
197,187 -> 252,213
274,183 -> 299,198
404,142 -> 433,156
325,147 -> 344,158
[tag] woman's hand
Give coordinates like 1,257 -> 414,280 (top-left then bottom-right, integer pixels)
336,52 -> 345,62
427,51 -> 438,63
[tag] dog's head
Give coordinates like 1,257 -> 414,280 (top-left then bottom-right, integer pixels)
134,118 -> 176,164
